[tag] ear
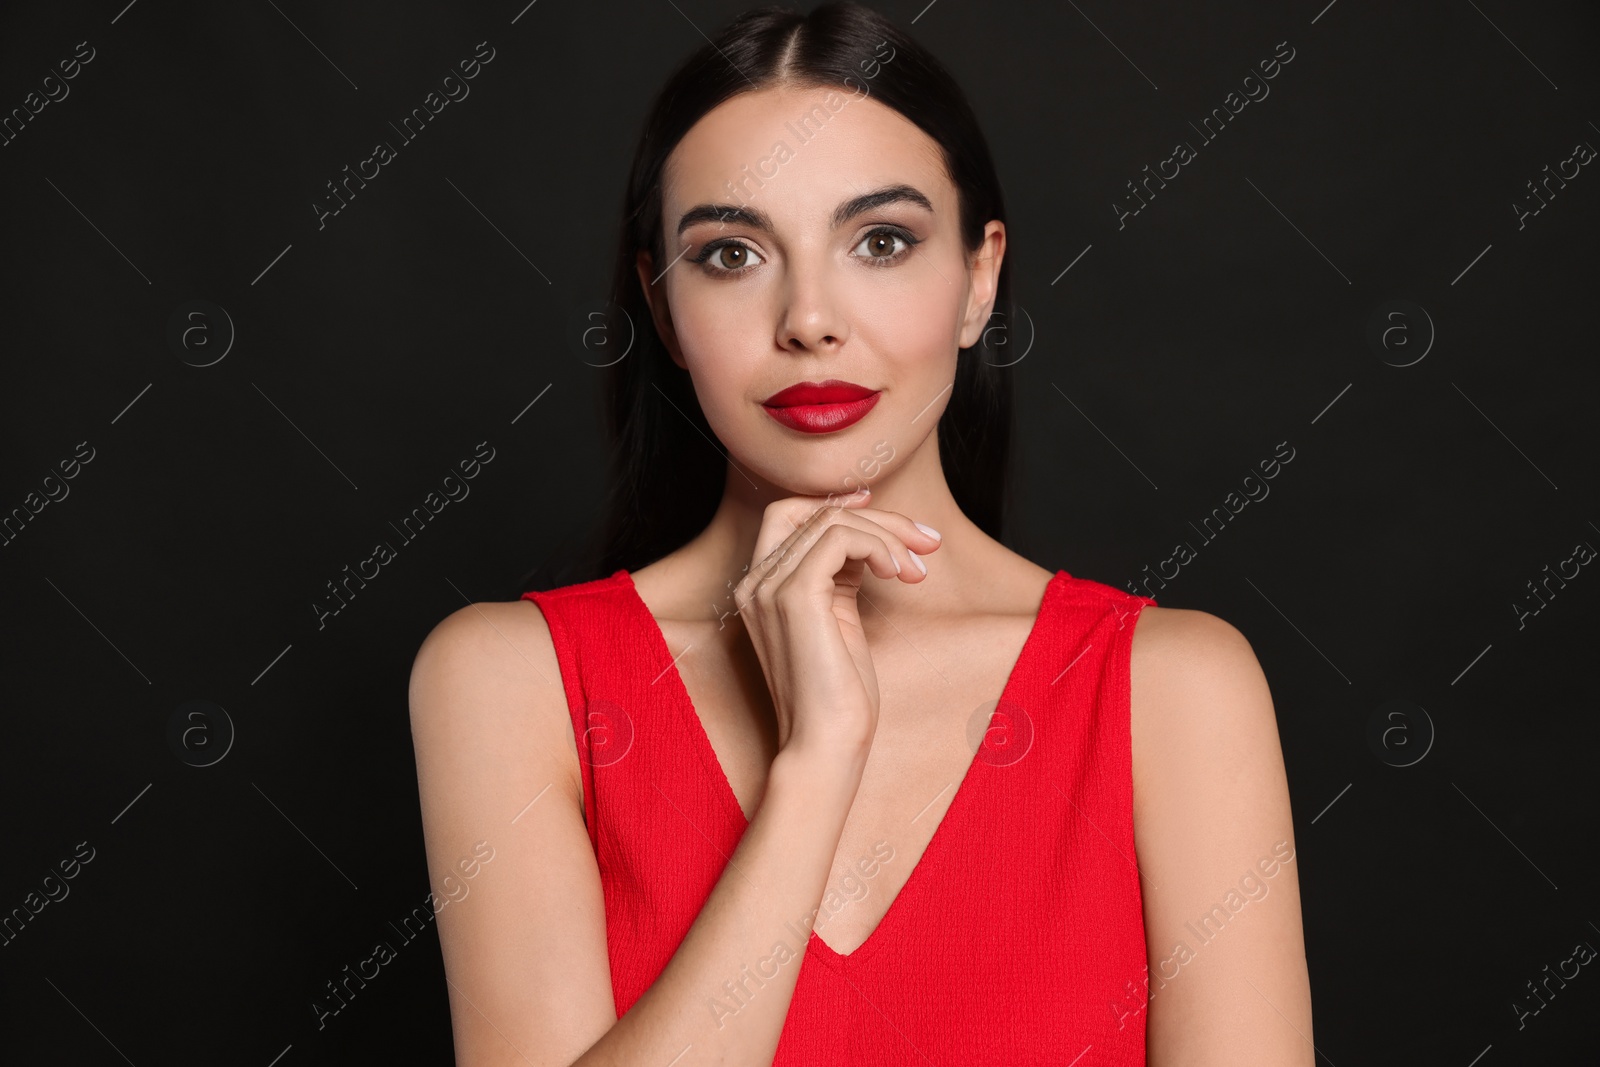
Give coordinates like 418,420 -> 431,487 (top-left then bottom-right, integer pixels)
957,220 -> 1006,350
635,249 -> 686,370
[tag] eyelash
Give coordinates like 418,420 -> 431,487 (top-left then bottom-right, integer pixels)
689,226 -> 921,276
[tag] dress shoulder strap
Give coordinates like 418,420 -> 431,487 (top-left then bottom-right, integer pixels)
521,569 -> 635,849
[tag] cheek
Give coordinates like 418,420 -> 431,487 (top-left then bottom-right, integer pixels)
855,263 -> 964,348
669,298 -> 754,407
853,281 -> 963,388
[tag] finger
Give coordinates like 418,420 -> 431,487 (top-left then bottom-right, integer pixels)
785,502 -> 940,579
747,494 -> 866,592
757,510 -> 923,607
828,505 -> 942,556
735,497 -> 853,612
805,489 -> 940,556
784,523 -> 904,598
793,508 -> 928,583
754,489 -> 872,564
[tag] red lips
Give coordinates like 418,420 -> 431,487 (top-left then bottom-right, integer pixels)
762,379 -> 878,406
761,379 -> 881,434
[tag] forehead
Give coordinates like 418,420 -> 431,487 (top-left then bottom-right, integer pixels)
662,85 -> 950,225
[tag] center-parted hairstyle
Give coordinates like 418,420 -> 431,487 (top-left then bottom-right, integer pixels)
536,1 -> 1016,589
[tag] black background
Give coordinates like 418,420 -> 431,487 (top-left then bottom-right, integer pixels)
2,0 -> 1597,1063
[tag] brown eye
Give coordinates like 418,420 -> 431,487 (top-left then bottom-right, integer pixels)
693,240 -> 765,274
852,227 -> 917,265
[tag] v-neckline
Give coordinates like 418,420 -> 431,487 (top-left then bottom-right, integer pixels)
617,568 -> 1065,965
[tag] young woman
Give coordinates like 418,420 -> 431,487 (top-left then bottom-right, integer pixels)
409,4 -> 1313,1064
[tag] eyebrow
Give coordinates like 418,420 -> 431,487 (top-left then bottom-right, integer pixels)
675,183 -> 935,238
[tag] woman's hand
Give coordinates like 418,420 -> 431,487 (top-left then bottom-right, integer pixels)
732,488 -> 943,761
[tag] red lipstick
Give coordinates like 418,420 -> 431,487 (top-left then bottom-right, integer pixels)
761,379 -> 881,434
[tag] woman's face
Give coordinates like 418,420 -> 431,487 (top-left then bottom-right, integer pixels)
639,84 -> 1004,498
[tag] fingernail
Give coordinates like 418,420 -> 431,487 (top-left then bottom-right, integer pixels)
893,554 -> 902,574
909,551 -> 927,575
914,522 -> 941,541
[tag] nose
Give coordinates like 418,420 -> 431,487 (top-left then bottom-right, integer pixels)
775,260 -> 849,352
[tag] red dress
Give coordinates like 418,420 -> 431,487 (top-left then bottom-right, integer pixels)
523,568 -> 1158,1064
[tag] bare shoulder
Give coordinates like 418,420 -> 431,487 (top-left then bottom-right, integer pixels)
1125,603 -> 1279,839
409,598 -> 566,713
410,597 -> 564,680
407,598 -> 581,824
1128,604 -> 1259,680
1125,605 -> 1314,1063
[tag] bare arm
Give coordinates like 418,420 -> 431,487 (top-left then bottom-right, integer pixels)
408,600 -> 872,1067
1129,607 -> 1315,1066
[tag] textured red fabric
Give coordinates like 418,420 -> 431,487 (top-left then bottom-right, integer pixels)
523,568 -> 1157,1064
